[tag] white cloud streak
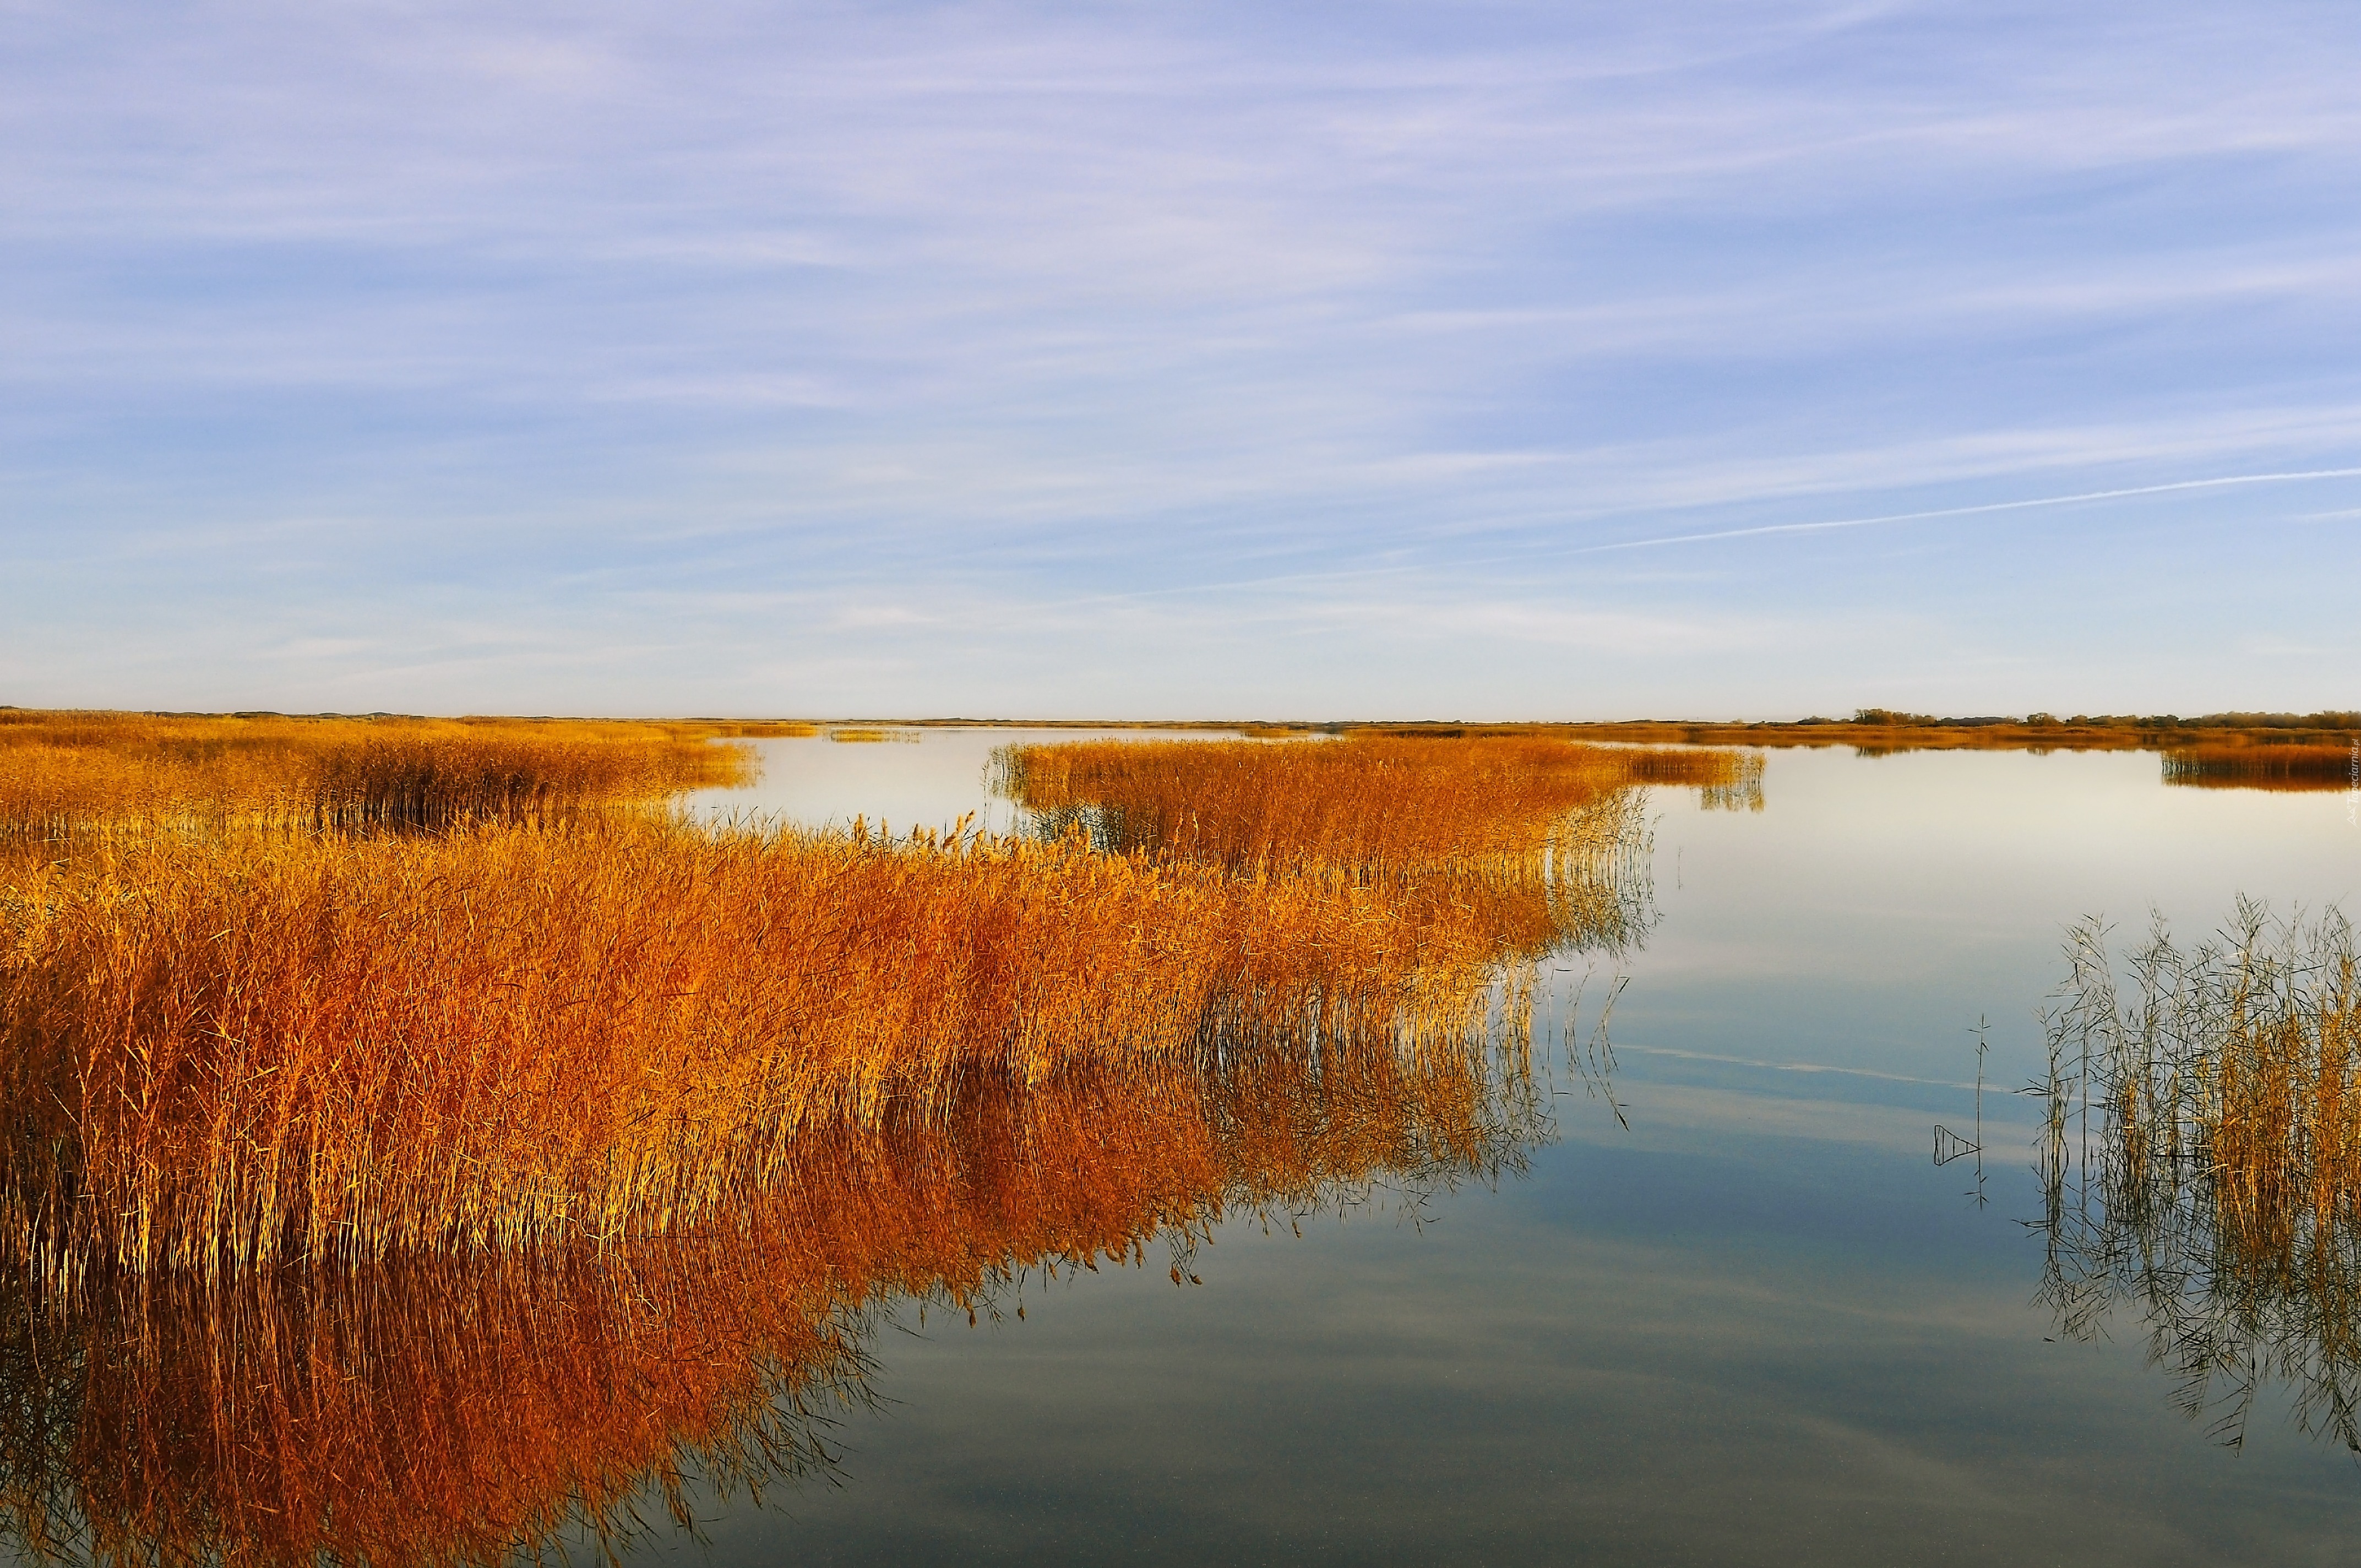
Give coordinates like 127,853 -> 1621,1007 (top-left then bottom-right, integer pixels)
4,0 -> 2360,711
1581,468 -> 2361,554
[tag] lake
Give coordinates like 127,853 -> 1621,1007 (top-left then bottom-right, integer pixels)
10,727 -> 2357,1567
653,732 -> 2361,1564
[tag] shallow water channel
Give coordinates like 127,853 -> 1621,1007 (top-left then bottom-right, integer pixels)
666,732 -> 2361,1564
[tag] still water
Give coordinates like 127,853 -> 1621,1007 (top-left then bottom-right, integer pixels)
656,733 -> 2361,1564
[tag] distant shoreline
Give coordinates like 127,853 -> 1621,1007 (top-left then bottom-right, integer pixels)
8,706 -> 2358,754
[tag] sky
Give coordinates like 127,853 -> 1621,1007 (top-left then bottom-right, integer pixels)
5,0 -> 2359,719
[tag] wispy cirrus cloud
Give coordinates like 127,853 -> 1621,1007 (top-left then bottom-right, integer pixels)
4,0 -> 2359,713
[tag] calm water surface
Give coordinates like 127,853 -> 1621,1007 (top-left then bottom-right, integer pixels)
660,734 -> 2361,1565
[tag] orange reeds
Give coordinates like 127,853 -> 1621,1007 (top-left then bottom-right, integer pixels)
994,734 -> 1719,956
0,721 -> 1658,1278
996,734 -> 1755,870
0,1040 -> 1543,1568
2161,739 -> 2360,792
0,813 -> 1547,1273
0,710 -> 753,840
2036,902 -> 2361,1450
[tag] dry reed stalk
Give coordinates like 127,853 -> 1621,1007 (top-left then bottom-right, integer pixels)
0,711 -> 753,840
0,1039 -> 1542,1568
2037,902 -> 2361,1450
0,813 -> 1548,1273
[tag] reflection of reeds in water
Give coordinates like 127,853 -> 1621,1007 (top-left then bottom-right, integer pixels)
2035,902 -> 2361,1450
1,815 -> 1553,1273
0,1248 -> 876,1568
0,1035 -> 1545,1568
0,711 -> 753,839
2161,741 -> 2359,792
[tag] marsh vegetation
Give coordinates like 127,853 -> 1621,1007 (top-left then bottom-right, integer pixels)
0,711 -> 753,841
2036,902 -> 2361,1450
4,710 -> 2347,1560
0,716 -> 1712,1279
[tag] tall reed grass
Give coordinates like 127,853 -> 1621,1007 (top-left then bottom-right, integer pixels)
0,1036 -> 1542,1568
0,718 -> 1666,1279
0,711 -> 752,840
2160,740 -> 2359,792
0,812 -> 1553,1273
994,734 -> 1719,956
2035,901 -> 2361,1450
995,735 -> 1755,869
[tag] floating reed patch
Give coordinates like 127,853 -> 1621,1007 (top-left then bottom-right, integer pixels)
995,734 -> 1757,869
2034,901 -> 2361,1450
2161,740 -> 2359,792
826,727 -> 916,744
992,734 -> 1738,954
704,720 -> 823,737
0,710 -> 754,840
0,1039 -> 1542,1568
0,813 -> 1551,1274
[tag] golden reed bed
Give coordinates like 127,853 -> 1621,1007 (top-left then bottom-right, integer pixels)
0,710 -> 753,837
996,733 -> 1760,868
2158,738 -> 2359,792
993,733 -> 1753,962
0,715 -> 1735,1278
0,1041 -> 1541,1568
1,818 -> 1541,1271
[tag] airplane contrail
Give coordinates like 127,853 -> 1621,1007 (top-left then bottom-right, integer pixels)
1577,466 -> 2361,553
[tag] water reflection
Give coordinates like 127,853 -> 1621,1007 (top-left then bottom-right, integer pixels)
2032,902 -> 2361,1452
0,1030 -> 1552,1567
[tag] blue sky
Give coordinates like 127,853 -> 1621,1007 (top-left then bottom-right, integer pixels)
6,1 -> 2358,718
